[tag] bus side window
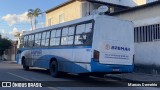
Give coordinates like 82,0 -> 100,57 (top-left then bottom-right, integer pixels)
55,29 -> 61,45
50,30 -> 56,46
35,33 -> 40,47
75,24 -> 85,45
76,24 -> 85,34
85,23 -> 92,33
41,32 -> 46,46
31,35 -> 35,47
28,35 -> 32,47
45,31 -> 50,46
28,35 -> 34,47
23,36 -> 26,47
24,36 -> 28,47
50,29 -> 61,46
75,23 -> 93,45
61,27 -> 69,45
84,23 -> 93,45
68,26 -> 74,45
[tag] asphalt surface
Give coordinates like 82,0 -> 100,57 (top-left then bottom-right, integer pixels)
0,61 -> 159,90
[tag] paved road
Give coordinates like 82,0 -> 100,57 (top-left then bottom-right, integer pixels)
0,61 -> 159,90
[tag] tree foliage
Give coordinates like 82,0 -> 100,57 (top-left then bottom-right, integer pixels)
0,35 -> 12,56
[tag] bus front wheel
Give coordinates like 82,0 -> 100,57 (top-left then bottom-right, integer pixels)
50,60 -> 59,77
22,59 -> 29,70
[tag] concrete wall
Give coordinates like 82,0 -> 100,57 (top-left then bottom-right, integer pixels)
121,0 -> 146,6
147,0 -> 158,3
97,0 -> 147,7
46,0 -> 159,26
3,42 -> 17,61
135,42 -> 160,66
46,1 -> 82,26
3,54 -> 15,61
113,4 -> 160,74
114,5 -> 160,21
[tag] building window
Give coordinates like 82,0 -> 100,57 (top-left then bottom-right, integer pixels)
48,18 -> 52,26
59,14 -> 64,23
134,24 -> 160,43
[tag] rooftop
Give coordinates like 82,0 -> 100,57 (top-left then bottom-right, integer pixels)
110,0 -> 160,15
46,0 -> 129,13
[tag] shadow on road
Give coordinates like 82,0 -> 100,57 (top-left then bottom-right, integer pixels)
26,68 -> 127,87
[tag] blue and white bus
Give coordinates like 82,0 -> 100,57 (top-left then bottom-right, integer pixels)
16,15 -> 134,77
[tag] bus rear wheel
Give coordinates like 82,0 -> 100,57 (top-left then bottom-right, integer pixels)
50,60 -> 59,77
22,59 -> 29,70
78,73 -> 90,78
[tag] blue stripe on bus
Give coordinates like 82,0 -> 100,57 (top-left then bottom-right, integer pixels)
90,59 -> 134,73
33,55 -> 53,69
33,56 -> 133,73
33,55 -> 90,73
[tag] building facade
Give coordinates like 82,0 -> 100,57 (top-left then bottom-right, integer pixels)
45,0 -> 160,74
45,0 -> 158,27
46,0 -> 129,26
111,1 -> 160,74
46,0 -> 82,26
98,0 -> 158,7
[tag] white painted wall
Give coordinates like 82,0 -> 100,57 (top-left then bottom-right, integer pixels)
147,0 -> 158,3
133,16 -> 160,27
97,0 -> 120,5
135,42 -> 160,66
97,0 -> 158,7
113,3 -> 160,68
3,54 -> 15,61
133,17 -> 160,66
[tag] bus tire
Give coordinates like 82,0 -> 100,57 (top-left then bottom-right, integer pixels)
22,58 -> 29,70
78,73 -> 90,78
50,60 -> 59,77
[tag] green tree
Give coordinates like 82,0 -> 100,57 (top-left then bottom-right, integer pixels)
0,34 -> 12,56
27,8 -> 42,30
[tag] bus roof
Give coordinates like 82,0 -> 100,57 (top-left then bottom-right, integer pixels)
23,15 -> 131,36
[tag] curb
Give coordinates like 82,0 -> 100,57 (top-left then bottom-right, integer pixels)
104,75 -> 140,82
2,61 -> 17,64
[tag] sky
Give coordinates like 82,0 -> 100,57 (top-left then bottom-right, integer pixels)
0,0 -> 67,40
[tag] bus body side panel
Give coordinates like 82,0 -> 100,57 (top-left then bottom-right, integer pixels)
20,47 -> 92,73
91,16 -> 134,73
72,47 -> 92,73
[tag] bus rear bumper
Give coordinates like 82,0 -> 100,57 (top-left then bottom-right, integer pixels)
91,59 -> 134,73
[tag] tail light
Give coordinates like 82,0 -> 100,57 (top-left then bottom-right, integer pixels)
93,50 -> 100,62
